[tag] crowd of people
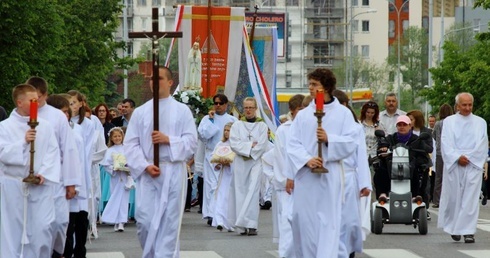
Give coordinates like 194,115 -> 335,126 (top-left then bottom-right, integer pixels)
0,67 -> 489,258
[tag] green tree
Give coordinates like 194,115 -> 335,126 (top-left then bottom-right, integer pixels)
0,0 -> 130,111
387,26 -> 429,107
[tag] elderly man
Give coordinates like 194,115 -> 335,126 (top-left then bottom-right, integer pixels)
438,92 -> 488,244
379,92 -> 406,134
197,93 -> 237,225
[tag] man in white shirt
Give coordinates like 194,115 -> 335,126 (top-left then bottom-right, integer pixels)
379,92 -> 406,134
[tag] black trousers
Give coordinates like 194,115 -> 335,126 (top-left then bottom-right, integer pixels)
64,211 -> 88,258
185,177 -> 193,209
197,176 -> 204,210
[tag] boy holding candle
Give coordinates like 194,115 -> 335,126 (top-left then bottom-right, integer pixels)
287,68 -> 359,257
0,84 -> 60,258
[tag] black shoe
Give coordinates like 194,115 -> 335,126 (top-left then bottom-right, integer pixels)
207,218 -> 213,226
349,252 -> 355,258
197,209 -> 202,214
451,235 -> 461,241
482,196 -> 487,206
464,235 -> 475,243
240,229 -> 248,235
263,201 -> 272,210
432,204 -> 439,208
247,228 -> 257,236
217,225 -> 223,231
184,208 -> 191,212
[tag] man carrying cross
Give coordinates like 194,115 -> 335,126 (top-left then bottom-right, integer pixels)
124,66 -> 197,257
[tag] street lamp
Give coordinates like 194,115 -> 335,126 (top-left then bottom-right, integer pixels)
438,23 -> 481,63
388,0 -> 411,109
348,8 -> 377,106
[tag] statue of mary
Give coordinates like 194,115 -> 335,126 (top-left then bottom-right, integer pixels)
183,41 -> 202,92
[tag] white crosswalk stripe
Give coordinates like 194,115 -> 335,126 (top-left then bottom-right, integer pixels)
363,249 -> 423,258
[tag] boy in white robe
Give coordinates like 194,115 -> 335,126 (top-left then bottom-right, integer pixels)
438,92 -> 488,243
197,94 -> 237,225
125,67 -> 197,258
26,76 -> 82,258
228,97 -> 269,236
272,94 -> 305,258
287,68 -> 358,258
0,84 -> 60,258
333,90 -> 372,258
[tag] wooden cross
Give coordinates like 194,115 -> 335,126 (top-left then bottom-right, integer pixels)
129,7 -> 182,167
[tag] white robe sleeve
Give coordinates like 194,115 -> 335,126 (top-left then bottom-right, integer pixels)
168,107 -> 198,162
250,123 -> 269,160
92,130 -> 108,164
124,108 -> 151,179
198,116 -> 220,140
287,116 -> 314,175
356,127 -> 372,191
229,122 -> 253,157
0,139 -> 29,170
38,130 -> 61,183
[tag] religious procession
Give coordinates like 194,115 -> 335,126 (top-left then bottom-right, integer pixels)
2,1 -> 490,258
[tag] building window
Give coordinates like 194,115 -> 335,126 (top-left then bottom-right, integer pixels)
285,70 -> 292,88
352,0 -> 358,6
402,20 -> 409,32
313,45 -> 332,65
353,45 -> 359,56
389,20 -> 395,38
402,0 -> 409,12
362,0 -> 369,6
137,0 -> 147,6
361,45 -> 369,58
152,0 -> 160,6
362,20 -> 370,32
286,0 -> 299,6
389,0 -> 395,12
352,20 -> 359,32
230,0 -> 250,7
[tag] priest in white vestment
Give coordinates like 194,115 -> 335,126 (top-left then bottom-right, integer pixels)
0,84 -> 61,258
125,67 -> 197,258
229,97 -> 268,236
438,92 -> 488,244
287,69 -> 358,258
197,94 -> 237,224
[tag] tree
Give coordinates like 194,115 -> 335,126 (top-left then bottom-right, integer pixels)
138,39 -> 179,73
387,26 -> 429,107
0,0 -> 130,111
335,57 -> 389,95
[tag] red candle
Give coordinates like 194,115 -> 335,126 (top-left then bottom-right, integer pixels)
30,99 -> 38,121
316,89 -> 324,111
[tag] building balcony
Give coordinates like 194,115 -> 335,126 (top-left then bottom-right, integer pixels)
304,33 -> 345,44
304,7 -> 344,19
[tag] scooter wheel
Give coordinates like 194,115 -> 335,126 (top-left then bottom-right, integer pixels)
418,208 -> 428,235
373,207 -> 383,234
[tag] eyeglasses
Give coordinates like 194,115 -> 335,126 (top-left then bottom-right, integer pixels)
214,102 -> 224,106
244,107 -> 256,110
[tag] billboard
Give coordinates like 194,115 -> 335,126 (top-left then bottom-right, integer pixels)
245,12 -> 287,58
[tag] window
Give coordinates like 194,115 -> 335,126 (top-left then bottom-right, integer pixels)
152,0 -> 160,6
137,0 -> 147,6
402,0 -> 409,12
402,20 -> 409,32
352,20 -> 359,32
361,45 -> 369,58
362,20 -> 370,32
389,0 -> 395,12
313,45 -> 332,65
286,0 -> 299,6
353,45 -> 359,56
389,20 -> 395,38
362,0 -> 369,6
352,0 -> 358,6
285,70 -> 292,88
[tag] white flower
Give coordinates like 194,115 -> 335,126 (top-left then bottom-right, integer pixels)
182,95 -> 190,104
181,91 -> 188,97
195,95 -> 201,101
195,108 -> 200,114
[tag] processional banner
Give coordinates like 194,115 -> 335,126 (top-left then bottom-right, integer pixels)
173,5 -> 245,99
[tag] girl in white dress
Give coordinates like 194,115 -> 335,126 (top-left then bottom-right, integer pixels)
211,122 -> 235,231
100,127 -> 132,232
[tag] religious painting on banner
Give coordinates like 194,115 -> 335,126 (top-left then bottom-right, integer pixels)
176,5 -> 245,99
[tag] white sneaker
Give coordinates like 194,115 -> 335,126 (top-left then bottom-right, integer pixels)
114,224 -> 118,232
117,223 -> 125,232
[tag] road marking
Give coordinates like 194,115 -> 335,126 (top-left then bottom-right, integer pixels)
477,218 -> 490,233
363,249 -> 423,258
459,250 -> 490,258
87,252 -> 125,258
181,251 -> 223,258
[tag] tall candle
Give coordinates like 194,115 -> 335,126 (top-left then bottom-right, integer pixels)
30,99 -> 38,121
316,89 -> 324,111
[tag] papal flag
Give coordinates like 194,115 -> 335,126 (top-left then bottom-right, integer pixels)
174,5 -> 245,99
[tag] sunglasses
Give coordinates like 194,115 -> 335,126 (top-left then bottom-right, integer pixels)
214,102 -> 224,106
365,102 -> 378,108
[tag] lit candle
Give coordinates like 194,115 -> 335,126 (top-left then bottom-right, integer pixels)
316,89 -> 324,111
30,99 -> 38,121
